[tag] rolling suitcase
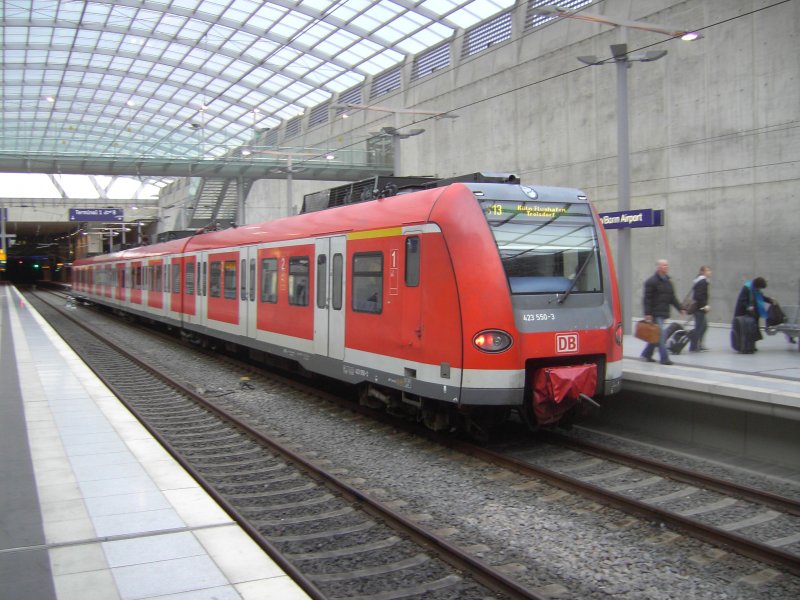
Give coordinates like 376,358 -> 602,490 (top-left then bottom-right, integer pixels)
664,321 -> 690,355
731,315 -> 757,353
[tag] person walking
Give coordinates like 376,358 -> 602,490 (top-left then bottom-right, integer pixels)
688,266 -> 712,352
641,259 -> 686,365
733,276 -> 774,351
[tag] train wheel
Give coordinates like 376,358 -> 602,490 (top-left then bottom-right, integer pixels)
519,401 -> 540,433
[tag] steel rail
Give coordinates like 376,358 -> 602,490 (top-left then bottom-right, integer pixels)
31,289 -> 547,600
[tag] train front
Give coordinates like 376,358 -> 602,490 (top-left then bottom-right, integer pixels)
443,181 -> 623,430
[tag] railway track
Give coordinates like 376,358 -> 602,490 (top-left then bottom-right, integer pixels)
28,290 -> 540,600
456,432 -> 800,576
33,288 -> 800,596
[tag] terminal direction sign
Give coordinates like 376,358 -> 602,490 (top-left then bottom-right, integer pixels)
599,208 -> 664,229
69,208 -> 124,222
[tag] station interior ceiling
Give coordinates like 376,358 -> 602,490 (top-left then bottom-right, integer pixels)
3,0 -> 575,266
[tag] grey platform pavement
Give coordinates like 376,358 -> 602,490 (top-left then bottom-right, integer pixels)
622,320 -> 800,419
0,283 -> 309,600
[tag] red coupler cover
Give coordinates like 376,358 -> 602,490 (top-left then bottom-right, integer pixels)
533,364 -> 597,426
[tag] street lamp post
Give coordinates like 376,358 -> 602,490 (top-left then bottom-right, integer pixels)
578,44 -> 667,334
578,45 -> 668,334
538,6 -> 701,334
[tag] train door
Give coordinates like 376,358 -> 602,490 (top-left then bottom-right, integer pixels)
237,247 -> 257,339
314,236 -> 346,360
197,252 -> 208,327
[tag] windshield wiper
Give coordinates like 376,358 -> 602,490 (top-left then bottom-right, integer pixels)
558,252 -> 594,304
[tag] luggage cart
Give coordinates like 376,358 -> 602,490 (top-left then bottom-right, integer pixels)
765,283 -> 800,351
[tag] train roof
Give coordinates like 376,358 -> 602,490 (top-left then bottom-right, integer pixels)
74,177 -> 590,266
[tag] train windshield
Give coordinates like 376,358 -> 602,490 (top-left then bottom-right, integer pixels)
481,200 -> 602,295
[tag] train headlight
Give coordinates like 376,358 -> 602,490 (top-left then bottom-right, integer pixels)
615,323 -> 624,345
473,330 -> 513,353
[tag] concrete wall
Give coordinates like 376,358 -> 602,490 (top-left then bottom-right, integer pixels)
245,0 -> 800,323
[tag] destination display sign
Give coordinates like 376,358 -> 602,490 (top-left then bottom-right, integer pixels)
599,208 -> 664,229
69,208 -> 124,222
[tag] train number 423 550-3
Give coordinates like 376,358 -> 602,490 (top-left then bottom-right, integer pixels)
523,313 -> 556,321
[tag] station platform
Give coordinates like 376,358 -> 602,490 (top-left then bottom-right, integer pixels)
622,320 -> 800,420
0,284 -> 309,600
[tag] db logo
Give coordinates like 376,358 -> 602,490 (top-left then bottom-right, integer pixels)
556,333 -> 579,353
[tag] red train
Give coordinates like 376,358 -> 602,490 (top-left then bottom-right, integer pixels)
72,173 -> 622,436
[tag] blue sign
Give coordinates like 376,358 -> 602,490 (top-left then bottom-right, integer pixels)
69,208 -> 124,222
599,208 -> 664,229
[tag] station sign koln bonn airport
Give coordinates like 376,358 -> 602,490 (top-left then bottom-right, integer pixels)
598,208 -> 664,229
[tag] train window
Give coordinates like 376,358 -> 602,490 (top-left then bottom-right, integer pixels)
332,253 -> 343,310
352,252 -> 383,314
405,236 -> 420,287
224,261 -> 237,299
316,255 -> 327,308
481,200 -> 603,295
260,258 -> 278,303
185,264 -> 195,295
249,259 -> 256,302
154,265 -> 162,292
288,256 -> 309,306
202,261 -> 207,296
240,259 -> 247,300
209,261 -> 221,297
134,266 -> 142,289
172,264 -> 180,294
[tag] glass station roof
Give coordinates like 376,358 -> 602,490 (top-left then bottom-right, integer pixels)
1,0 -> 522,170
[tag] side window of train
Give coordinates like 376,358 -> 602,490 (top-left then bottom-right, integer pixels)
316,255 -> 327,308
249,258 -> 256,302
288,256 -> 310,306
260,258 -> 278,303
405,236 -> 420,287
185,263 -> 195,295
240,259 -> 247,300
332,253 -> 343,310
155,265 -> 163,292
202,261 -> 207,296
172,264 -> 180,294
224,260 -> 237,300
352,252 -> 383,314
209,261 -> 221,298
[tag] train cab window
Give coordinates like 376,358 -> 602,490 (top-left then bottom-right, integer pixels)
209,261 -> 221,297
481,200 -> 603,296
224,261 -> 237,300
332,253 -> 343,310
185,264 -> 195,295
316,255 -> 327,308
288,256 -> 309,306
240,259 -> 247,300
260,258 -> 278,303
405,236 -> 420,287
172,264 -> 181,293
249,259 -> 256,302
352,252 -> 383,314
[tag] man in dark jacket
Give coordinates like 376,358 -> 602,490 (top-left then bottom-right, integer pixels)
641,259 -> 685,364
